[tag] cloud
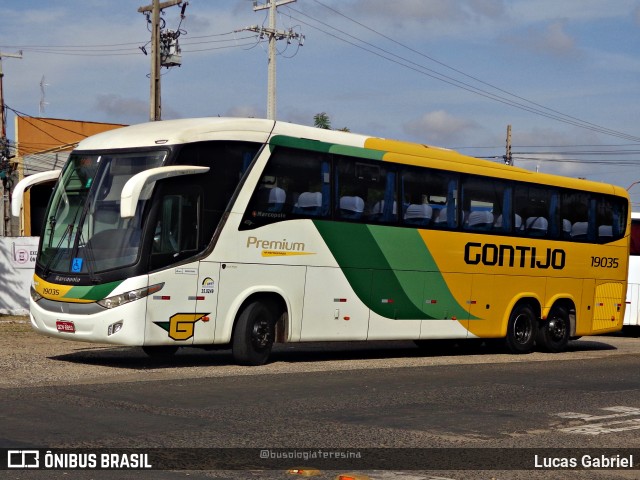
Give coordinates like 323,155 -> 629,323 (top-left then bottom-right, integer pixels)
505,20 -> 577,57
403,110 -> 479,145
93,94 -> 153,125
224,105 -> 264,118
508,0 -> 639,23
348,0 -> 506,33
538,21 -> 576,54
509,126 -> 608,180
635,5 -> 640,26
352,0 -> 506,21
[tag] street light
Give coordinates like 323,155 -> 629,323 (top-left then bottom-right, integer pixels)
627,181 -> 640,191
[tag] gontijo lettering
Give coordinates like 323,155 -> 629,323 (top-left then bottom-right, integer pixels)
464,242 -> 566,270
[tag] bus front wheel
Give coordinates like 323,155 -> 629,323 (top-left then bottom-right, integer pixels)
232,300 -> 276,366
505,304 -> 537,354
537,306 -> 570,353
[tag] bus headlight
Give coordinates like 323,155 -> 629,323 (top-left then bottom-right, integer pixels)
97,283 -> 164,309
30,286 -> 43,302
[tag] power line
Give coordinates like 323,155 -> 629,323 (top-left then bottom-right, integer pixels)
6,106 -> 92,136
292,2 -> 640,143
0,31 -> 258,57
512,156 -> 640,165
310,0 -> 626,140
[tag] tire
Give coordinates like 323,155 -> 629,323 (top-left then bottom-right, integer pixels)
232,300 -> 276,366
537,306 -> 570,353
505,304 -> 537,354
142,345 -> 179,359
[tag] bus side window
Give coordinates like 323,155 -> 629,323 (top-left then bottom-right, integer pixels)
596,194 -> 627,243
560,191 -> 590,241
402,167 -> 456,228
335,157 -> 397,223
152,193 -> 199,255
148,187 -> 201,271
241,147 -> 331,229
515,184 -> 553,238
432,176 -> 460,228
461,175 -> 510,232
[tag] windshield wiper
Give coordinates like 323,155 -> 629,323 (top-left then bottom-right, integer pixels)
42,190 -> 91,278
78,229 -> 100,284
42,223 -> 75,277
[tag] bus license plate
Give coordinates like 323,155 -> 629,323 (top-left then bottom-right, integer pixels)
56,321 -> 75,333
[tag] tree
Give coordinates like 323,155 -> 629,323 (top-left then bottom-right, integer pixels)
313,112 -> 331,130
313,112 -> 350,132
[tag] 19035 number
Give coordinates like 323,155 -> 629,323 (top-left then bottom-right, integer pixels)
591,256 -> 619,268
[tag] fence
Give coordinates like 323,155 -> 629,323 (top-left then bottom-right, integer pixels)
0,237 -> 38,315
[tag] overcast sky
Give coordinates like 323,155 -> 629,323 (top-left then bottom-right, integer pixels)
2,1 -> 640,206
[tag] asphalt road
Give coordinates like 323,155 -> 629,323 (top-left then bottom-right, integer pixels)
1,324 -> 640,480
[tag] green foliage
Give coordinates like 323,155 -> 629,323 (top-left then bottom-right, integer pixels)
314,112 -> 350,132
313,112 -> 331,130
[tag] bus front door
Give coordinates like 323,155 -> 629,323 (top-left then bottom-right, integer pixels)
145,260 -> 201,346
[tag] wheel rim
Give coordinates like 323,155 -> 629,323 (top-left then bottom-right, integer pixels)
547,317 -> 567,342
251,318 -> 272,350
513,313 -> 532,344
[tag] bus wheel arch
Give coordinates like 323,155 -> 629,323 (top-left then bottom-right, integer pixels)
505,299 -> 539,354
537,300 -> 574,353
231,292 -> 288,366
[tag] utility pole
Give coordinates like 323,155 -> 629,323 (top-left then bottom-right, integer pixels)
244,0 -> 302,120
0,51 -> 22,155
504,124 -> 512,166
0,50 -> 22,237
138,0 -> 182,121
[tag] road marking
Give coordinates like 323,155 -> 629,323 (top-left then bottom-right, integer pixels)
554,406 -> 640,435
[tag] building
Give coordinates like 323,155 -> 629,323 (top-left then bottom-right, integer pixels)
4,116 -> 126,236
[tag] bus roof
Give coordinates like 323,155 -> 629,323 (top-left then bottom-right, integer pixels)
75,117 -> 628,199
75,117 -> 277,150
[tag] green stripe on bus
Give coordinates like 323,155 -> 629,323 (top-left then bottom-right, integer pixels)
63,280 -> 124,301
269,135 -> 385,161
328,144 -> 385,160
313,221 -> 470,320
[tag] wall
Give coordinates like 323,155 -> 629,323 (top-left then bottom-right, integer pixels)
0,237 -> 38,315
16,117 -> 126,157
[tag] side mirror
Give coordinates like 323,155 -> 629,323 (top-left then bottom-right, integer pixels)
120,165 -> 209,218
11,170 -> 62,217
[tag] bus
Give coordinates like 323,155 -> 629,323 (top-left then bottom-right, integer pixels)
624,212 -> 640,330
12,118 -> 630,365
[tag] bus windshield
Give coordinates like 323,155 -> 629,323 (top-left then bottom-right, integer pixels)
39,150 -> 166,274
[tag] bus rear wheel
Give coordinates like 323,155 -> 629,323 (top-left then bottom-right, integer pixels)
232,300 -> 276,366
537,306 -> 570,353
505,304 -> 537,354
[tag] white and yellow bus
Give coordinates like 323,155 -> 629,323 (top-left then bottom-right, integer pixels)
12,118 -> 630,365
623,212 -> 640,329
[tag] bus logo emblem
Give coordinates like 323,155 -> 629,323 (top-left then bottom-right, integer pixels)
154,313 -> 209,341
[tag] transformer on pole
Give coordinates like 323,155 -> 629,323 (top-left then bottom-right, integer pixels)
138,0 -> 183,121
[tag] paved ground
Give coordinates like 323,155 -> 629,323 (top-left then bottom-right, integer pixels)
1,314 -> 639,389
2,315 -> 639,480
